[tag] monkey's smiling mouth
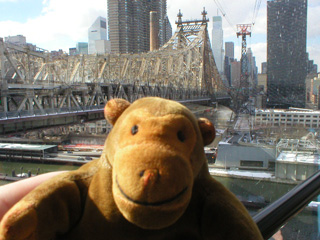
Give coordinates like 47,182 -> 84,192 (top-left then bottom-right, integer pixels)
116,177 -> 188,207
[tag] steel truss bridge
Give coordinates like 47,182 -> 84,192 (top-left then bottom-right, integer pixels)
0,11 -> 229,134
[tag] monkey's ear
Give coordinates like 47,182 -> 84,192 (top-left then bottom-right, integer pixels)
104,99 -> 131,125
198,118 -> 216,146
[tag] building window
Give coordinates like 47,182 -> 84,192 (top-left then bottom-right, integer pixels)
240,160 -> 264,168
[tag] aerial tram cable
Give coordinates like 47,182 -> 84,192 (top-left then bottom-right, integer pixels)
252,0 -> 258,24
213,0 -> 262,34
251,0 -> 262,31
212,0 -> 237,33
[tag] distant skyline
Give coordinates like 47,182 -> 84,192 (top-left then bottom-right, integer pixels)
0,0 -> 319,73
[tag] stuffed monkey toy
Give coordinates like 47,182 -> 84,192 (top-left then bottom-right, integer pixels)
0,97 -> 263,240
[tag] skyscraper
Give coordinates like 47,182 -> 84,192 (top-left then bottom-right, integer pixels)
212,16 -> 224,73
224,42 -> 234,86
88,17 -> 110,54
247,48 -> 258,88
261,62 -> 267,74
164,16 -> 172,44
267,0 -> 308,108
77,42 -> 88,55
225,42 -> 234,60
148,0 -> 171,47
107,0 -> 171,54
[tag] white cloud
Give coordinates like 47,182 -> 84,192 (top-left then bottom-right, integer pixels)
0,0 -> 107,51
308,5 -> 320,39
250,42 -> 267,70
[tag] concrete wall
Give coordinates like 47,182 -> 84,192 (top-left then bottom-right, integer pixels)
276,162 -> 318,181
215,143 -> 276,169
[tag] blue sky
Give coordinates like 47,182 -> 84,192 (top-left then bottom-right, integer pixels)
0,0 -> 319,72
0,0 -> 43,22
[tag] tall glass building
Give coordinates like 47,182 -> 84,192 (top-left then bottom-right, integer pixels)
76,42 -> 88,55
267,0 -> 308,108
212,16 -> 224,74
107,0 -> 172,54
88,17 -> 108,54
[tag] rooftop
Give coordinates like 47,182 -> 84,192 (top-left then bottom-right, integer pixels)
0,143 -> 57,151
255,108 -> 320,114
277,151 -> 320,165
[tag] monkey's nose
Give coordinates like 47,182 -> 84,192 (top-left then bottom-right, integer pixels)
140,169 -> 160,187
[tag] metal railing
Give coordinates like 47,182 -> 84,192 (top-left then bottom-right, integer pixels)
0,98 -> 213,121
253,170 -> 320,239
0,105 -> 106,121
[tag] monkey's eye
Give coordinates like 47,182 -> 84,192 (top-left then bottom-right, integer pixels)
177,130 -> 186,142
131,125 -> 139,135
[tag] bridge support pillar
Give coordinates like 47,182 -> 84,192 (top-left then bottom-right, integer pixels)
127,85 -> 133,102
107,85 -> 113,100
1,89 -> 8,113
0,38 -> 8,113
